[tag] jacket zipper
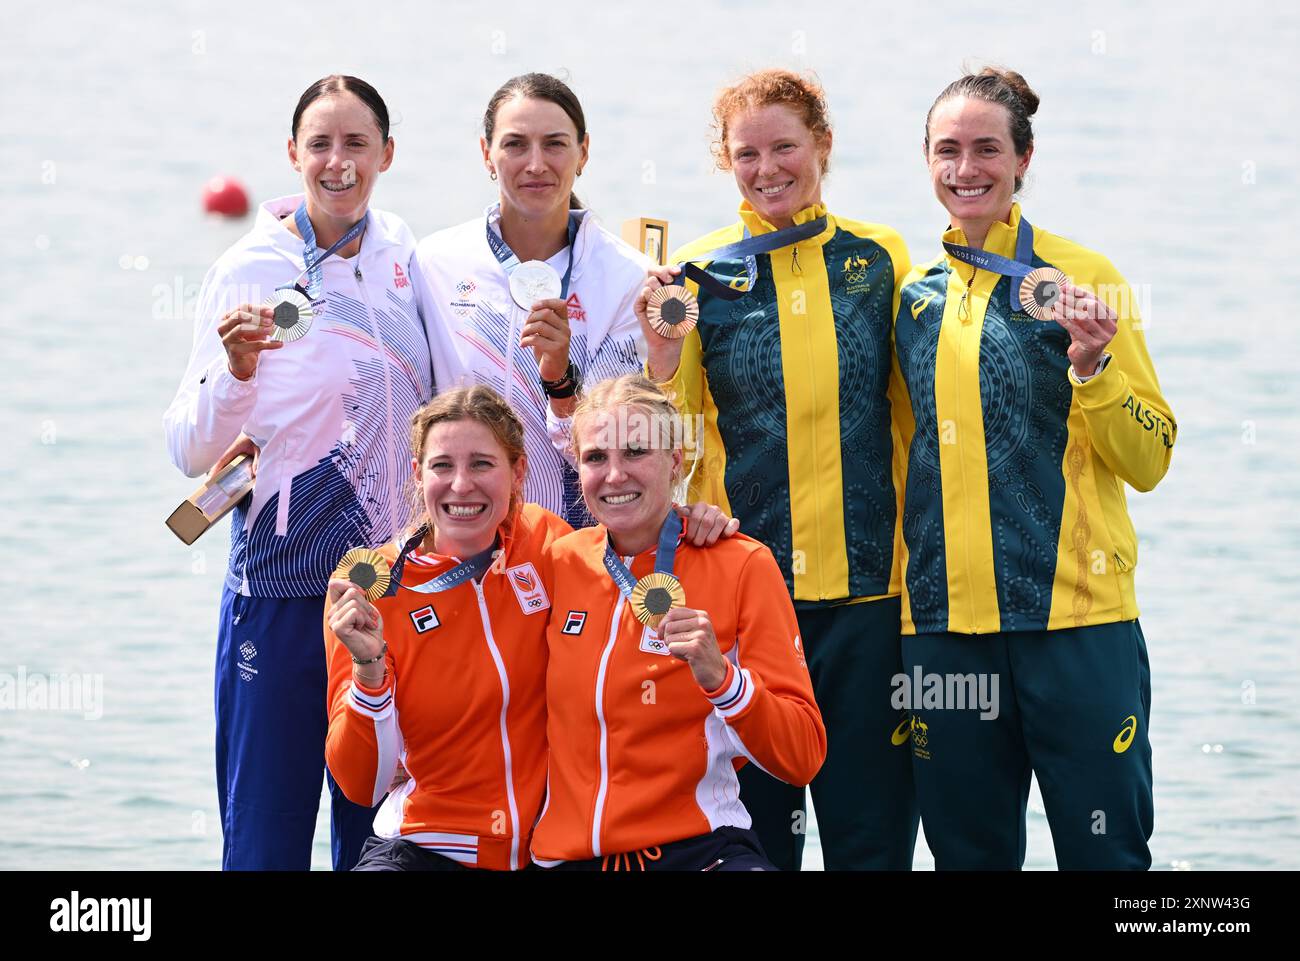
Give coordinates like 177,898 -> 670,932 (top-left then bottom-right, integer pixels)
954,264 -> 980,630
353,262 -> 401,541
787,244 -> 825,597
590,586 -> 626,858
473,578 -> 523,870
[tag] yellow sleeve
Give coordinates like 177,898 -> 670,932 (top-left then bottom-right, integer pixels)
1069,261 -> 1177,493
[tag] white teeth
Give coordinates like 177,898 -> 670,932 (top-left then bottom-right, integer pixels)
445,504 -> 486,517
759,183 -> 791,195
321,181 -> 352,192
954,186 -> 989,197
602,493 -> 638,505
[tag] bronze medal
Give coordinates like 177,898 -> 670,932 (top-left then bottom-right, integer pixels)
645,285 -> 699,340
1019,267 -> 1069,321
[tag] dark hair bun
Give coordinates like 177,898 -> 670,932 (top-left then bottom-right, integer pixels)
980,67 -> 1039,117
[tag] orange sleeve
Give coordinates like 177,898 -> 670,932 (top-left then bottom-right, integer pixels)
703,547 -> 827,786
323,590 -> 401,809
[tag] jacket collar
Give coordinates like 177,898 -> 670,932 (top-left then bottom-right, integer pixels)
253,193 -> 401,262
483,202 -> 592,279
942,202 -> 1025,269
738,200 -> 835,248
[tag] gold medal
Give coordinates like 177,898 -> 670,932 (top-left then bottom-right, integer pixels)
645,285 -> 699,340
332,547 -> 392,602
265,287 -> 315,343
1019,267 -> 1069,321
629,571 -> 686,629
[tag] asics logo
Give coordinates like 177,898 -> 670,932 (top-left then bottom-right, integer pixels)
1113,714 -> 1138,754
911,291 -> 938,319
890,718 -> 912,746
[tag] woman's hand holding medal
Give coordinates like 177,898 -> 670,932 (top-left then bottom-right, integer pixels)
658,606 -> 728,691
327,578 -> 386,685
218,303 -> 285,381
635,265 -> 689,383
519,297 -> 572,381
1050,282 -> 1118,378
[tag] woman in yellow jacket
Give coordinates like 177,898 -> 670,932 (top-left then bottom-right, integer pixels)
892,68 -> 1176,869
637,69 -> 918,870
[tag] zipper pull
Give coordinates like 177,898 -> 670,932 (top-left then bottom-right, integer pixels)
354,266 -> 363,282
958,272 -> 975,325
791,246 -> 802,275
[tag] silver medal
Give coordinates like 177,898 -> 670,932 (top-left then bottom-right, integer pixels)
508,260 -> 562,309
265,287 -> 315,343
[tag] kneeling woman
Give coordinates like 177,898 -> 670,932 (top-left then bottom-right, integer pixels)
324,386 -> 739,870
324,386 -> 566,870
531,375 -> 827,871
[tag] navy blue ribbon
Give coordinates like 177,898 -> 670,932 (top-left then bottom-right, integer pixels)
941,216 -> 1036,312
289,203 -> 368,299
602,511 -> 682,600
386,526 -> 500,597
678,216 -> 827,301
486,212 -> 582,301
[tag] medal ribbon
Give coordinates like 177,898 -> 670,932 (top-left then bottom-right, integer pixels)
941,216 -> 1036,312
601,511 -> 682,600
386,526 -> 500,596
290,203 -> 369,299
677,216 -> 827,302
485,212 -> 582,300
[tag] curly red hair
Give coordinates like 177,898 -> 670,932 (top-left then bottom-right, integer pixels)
710,68 -> 832,174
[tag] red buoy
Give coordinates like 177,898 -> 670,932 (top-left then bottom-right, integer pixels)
203,176 -> 250,218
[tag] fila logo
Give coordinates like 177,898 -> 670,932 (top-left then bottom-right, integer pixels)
640,624 -> 670,657
393,263 -> 410,289
507,563 -> 550,615
561,611 -> 587,635
410,605 -> 439,633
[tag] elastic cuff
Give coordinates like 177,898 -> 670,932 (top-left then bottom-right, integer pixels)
1069,354 -> 1126,406
208,357 -> 258,400
347,677 -> 395,718
1068,351 -> 1112,385
705,663 -> 755,719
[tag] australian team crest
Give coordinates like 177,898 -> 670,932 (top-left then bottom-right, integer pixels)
843,250 -> 878,294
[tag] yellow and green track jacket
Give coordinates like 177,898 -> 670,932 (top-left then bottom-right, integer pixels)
658,202 -> 911,605
891,203 -> 1176,635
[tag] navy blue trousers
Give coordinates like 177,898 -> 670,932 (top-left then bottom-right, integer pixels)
738,596 -> 920,870
214,587 -> 383,870
902,620 -> 1154,870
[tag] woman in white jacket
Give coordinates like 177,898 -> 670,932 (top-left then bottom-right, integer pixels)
163,75 -> 433,871
412,73 -> 647,526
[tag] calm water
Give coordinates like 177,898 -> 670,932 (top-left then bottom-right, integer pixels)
2,0 -> 1297,870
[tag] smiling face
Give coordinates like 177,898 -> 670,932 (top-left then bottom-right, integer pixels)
481,95 -> 589,223
925,95 -> 1031,236
288,92 -> 394,227
416,419 -> 524,557
725,103 -> 830,229
575,407 -> 682,550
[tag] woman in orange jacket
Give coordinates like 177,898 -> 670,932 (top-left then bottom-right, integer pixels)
324,385 -> 737,871
531,375 -> 827,871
